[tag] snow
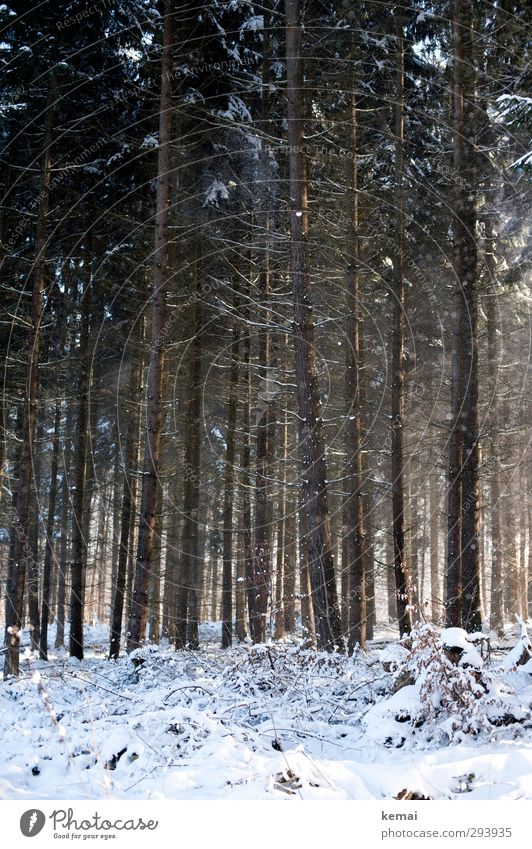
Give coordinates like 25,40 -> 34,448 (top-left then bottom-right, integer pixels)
240,16 -> 263,35
441,628 -> 484,669
1,623 -> 531,800
203,179 -> 229,207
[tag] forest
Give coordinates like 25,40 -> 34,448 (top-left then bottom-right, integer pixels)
0,0 -> 531,804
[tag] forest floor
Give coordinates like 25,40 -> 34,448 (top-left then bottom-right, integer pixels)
1,622 -> 532,800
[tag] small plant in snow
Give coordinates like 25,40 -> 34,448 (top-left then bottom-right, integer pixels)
398,624 -> 488,740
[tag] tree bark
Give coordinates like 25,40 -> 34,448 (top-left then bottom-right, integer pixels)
429,456 -> 441,622
4,71 -> 56,677
238,311 -> 252,642
109,316 -> 144,658
251,3 -> 273,643
345,69 -> 367,653
39,398 -> 61,659
176,275 -> 202,650
448,0 -> 482,631
27,418 -> 44,651
127,0 -> 173,650
283,496 -> 297,634
390,10 -> 411,637
69,251 -> 92,660
285,0 -> 343,651
221,312 -> 240,648
485,230 -> 504,633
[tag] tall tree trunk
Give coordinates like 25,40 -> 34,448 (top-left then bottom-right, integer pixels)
55,399 -> 74,650
283,496 -> 297,634
274,410 -> 288,640
183,280 -> 203,650
4,71 -> 56,677
449,0 -> 482,631
39,397 -> 61,659
298,506 -> 315,646
27,418 -> 44,651
485,228 -> 504,633
364,489 -> 375,640
148,481 -> 163,644
236,513 -> 248,642
390,10 -> 411,637
345,69 -> 367,653
109,315 -> 144,658
127,0 -> 173,651
69,253 -> 92,660
238,315 -> 252,642
251,3 -> 273,643
221,315 -> 240,648
285,0 -> 343,651
429,456 -> 441,622
386,529 -> 396,622
162,471 -> 180,641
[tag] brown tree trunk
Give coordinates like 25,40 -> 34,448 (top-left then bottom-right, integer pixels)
127,0 -> 173,651
55,399 -> 74,650
238,316 -> 252,642
274,411 -> 288,640
251,4 -> 274,643
450,0 -> 482,632
285,0 -> 343,651
148,480 -> 163,644
429,458 -> 441,622
345,70 -> 367,653
27,418 -> 44,651
485,229 -> 504,633
109,316 -> 144,658
298,507 -> 315,645
69,252 -> 92,660
364,489 -> 375,641
39,398 -> 61,659
221,314 -> 240,648
4,71 -> 56,677
178,278 -> 202,650
283,497 -> 297,634
236,513 -> 248,643
162,471 -> 180,641
390,11 -> 411,637
386,529 -> 396,622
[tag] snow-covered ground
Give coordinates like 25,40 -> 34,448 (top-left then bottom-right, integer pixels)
1,623 -> 531,800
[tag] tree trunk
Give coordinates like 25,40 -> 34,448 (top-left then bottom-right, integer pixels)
283,496 -> 297,634
4,71 -> 56,677
127,0 -> 173,651
345,70 -> 367,653
69,253 -> 92,660
221,314 -> 240,648
298,506 -> 315,646
55,399 -> 74,650
27,418 -> 44,651
450,0 -> 482,631
148,480 -> 163,644
109,316 -> 144,658
390,10 -> 411,637
251,4 -> 273,643
485,228 -> 504,633
364,489 -> 375,641
162,471 -> 180,641
285,0 -> 343,651
238,315 -> 252,642
39,398 -> 61,659
274,411 -> 288,640
429,458 -> 441,622
181,280 -> 203,650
